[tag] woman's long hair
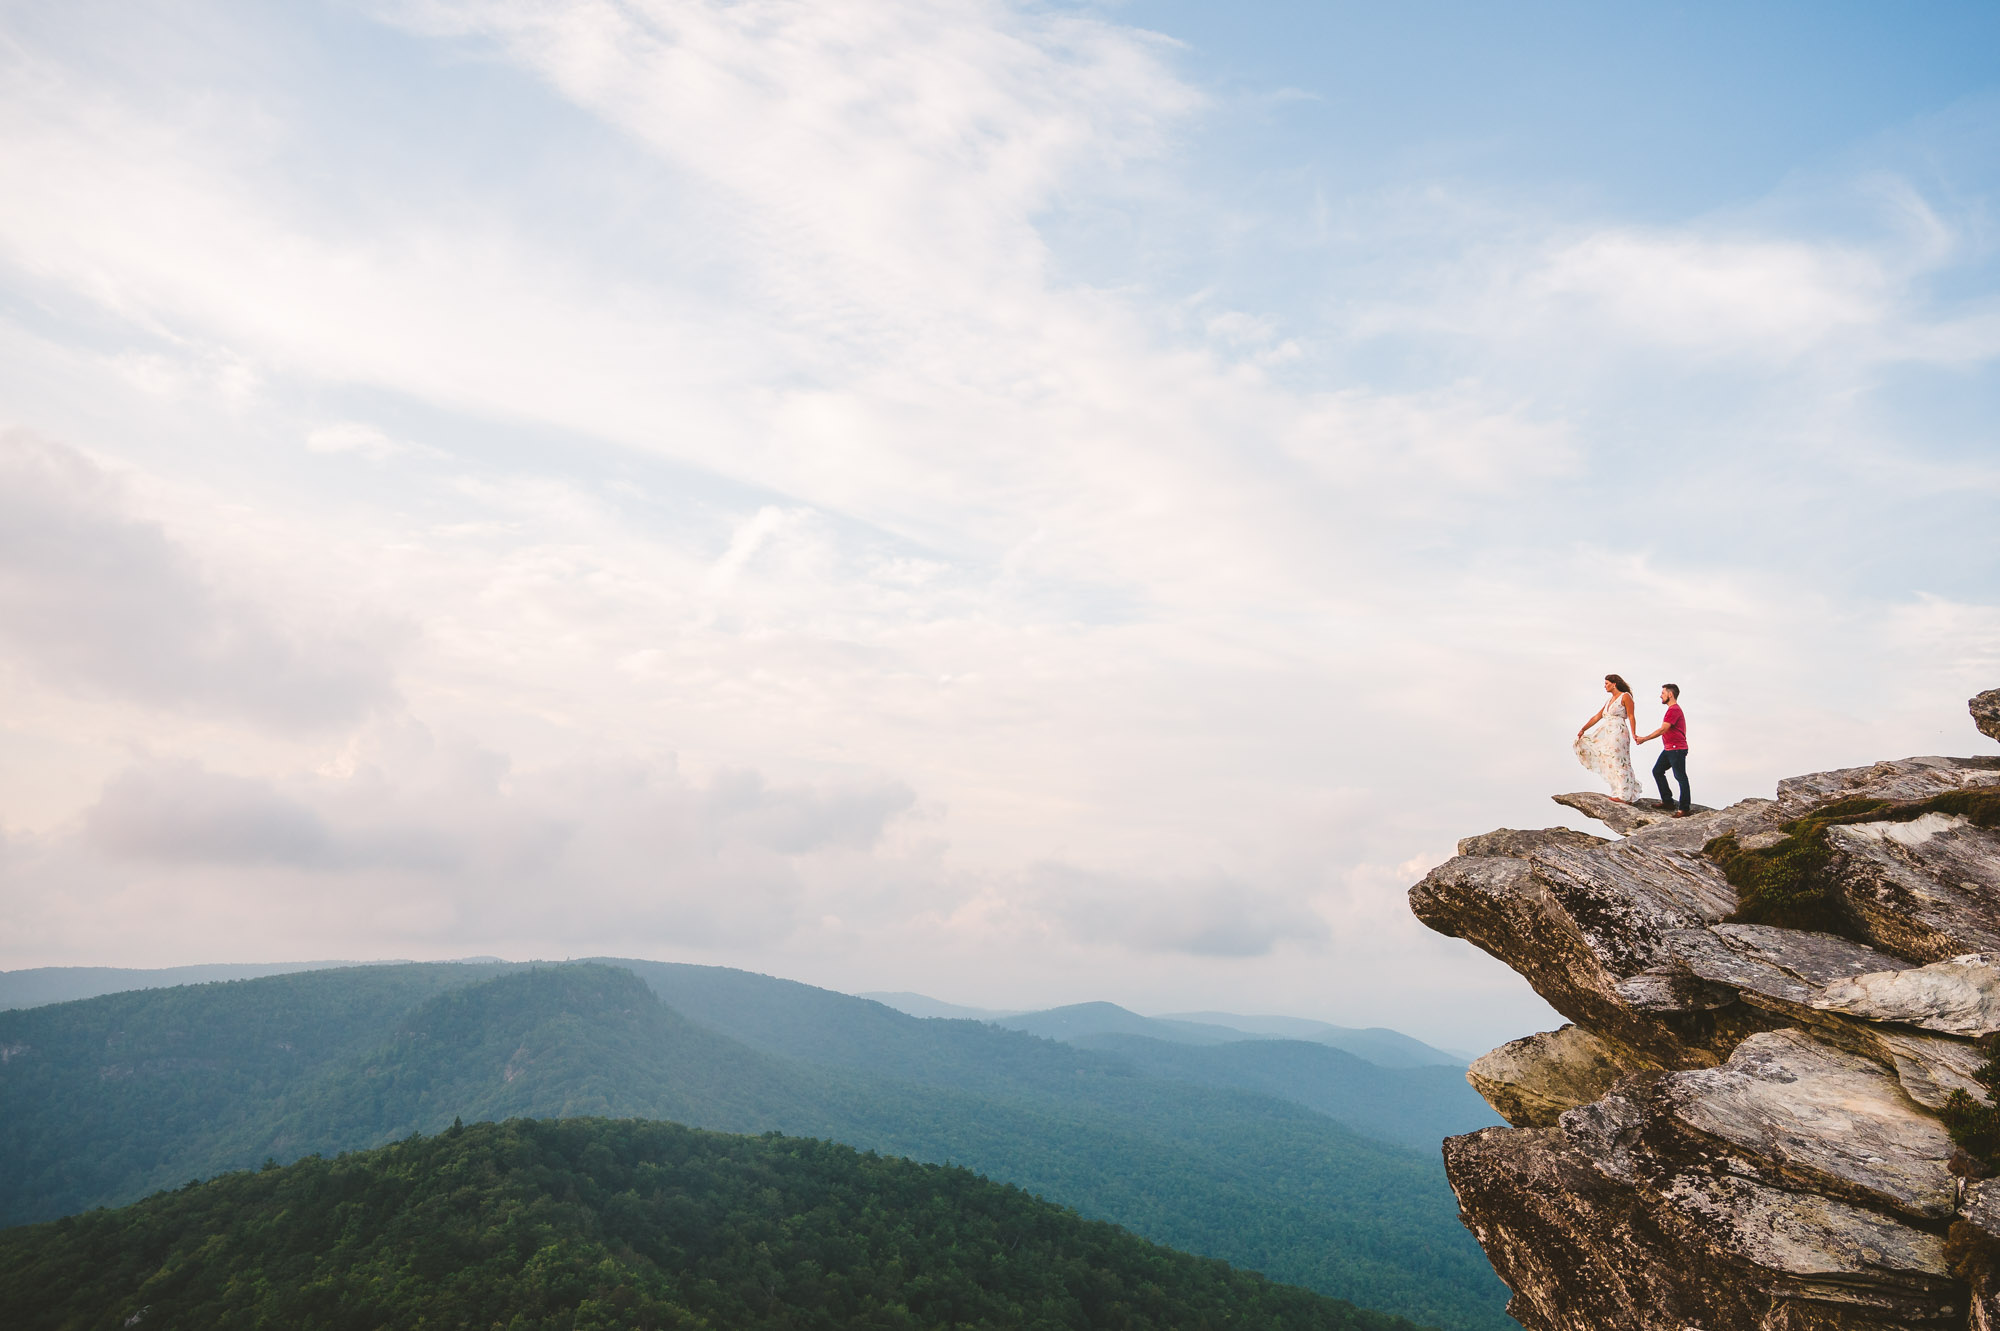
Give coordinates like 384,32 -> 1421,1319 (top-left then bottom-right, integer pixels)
1605,673 -> 1632,694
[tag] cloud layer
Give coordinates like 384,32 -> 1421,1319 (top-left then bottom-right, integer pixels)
0,432 -> 396,727
0,0 -> 1995,1049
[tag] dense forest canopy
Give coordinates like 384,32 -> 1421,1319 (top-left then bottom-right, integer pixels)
0,1118 -> 1434,1331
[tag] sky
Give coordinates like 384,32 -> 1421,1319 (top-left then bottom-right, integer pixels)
1,0 -> 1997,1053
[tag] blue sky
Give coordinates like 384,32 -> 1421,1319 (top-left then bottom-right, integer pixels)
1128,2 -> 2000,210
0,0 -> 1995,1049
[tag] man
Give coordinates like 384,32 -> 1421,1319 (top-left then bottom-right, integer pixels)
1637,683 -> 1690,816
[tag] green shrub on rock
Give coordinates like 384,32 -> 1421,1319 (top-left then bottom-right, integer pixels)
1707,790 -> 2000,934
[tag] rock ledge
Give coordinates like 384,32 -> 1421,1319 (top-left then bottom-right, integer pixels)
1413,691 -> 2000,1330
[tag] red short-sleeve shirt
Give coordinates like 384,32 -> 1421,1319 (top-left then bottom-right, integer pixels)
1662,703 -> 1687,750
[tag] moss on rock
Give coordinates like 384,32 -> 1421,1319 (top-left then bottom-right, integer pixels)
1706,789 -> 2000,935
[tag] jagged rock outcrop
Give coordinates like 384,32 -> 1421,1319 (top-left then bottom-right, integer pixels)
1467,1025 -> 1629,1127
1552,791 -> 1715,834
1412,692 -> 2000,1330
1973,690 -> 2000,745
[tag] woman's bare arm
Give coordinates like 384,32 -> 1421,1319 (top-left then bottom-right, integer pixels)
1578,704 -> 1607,738
1623,692 -> 1640,739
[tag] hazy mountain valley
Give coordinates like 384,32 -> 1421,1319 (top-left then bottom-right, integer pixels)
0,959 -> 1507,1330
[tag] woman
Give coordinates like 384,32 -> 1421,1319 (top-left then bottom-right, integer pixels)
1574,673 -> 1642,801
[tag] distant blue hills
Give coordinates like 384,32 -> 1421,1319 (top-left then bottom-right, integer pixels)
858,994 -> 1467,1069
0,959 -> 504,1010
4,967 -> 1471,1068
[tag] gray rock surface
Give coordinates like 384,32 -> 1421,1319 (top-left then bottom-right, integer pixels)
1456,826 -> 1608,858
1552,791 -> 1715,834
1822,815 -> 2000,963
1870,1027 -> 1990,1110
1816,953 -> 2000,1036
1413,689 -> 2000,1330
1665,923 -> 1909,1013
1775,754 -> 2000,815
1467,1024 -> 1631,1127
1660,1029 -> 1957,1220
1445,1119 -> 1959,1330
1974,689 -> 2000,744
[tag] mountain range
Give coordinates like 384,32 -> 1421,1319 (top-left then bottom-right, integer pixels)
859,992 -> 1470,1068
0,959 -> 1509,1330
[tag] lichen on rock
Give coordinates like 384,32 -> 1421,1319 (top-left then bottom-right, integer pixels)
1412,690 -> 2000,1330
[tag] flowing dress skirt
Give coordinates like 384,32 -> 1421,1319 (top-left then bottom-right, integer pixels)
1574,707 -> 1641,801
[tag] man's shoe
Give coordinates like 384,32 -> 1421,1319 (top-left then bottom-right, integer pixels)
1671,810 -> 1687,818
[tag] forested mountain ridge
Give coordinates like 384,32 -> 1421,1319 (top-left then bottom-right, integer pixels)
0,962 -> 1512,1330
0,1117 -> 1434,1331
0,960 -> 519,1215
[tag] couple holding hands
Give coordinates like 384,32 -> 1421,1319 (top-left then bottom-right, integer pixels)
1575,674 -> 1691,815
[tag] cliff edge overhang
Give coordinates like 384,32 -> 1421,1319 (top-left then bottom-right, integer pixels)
1412,689 -> 2000,1330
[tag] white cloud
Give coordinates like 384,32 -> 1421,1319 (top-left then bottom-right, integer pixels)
0,431 -> 398,728
306,421 -> 432,461
391,0 -> 1198,345
1524,230 -> 1889,358
26,743 -> 923,952
1030,862 -> 1329,958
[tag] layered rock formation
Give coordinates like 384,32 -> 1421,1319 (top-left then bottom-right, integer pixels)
1412,691 -> 2000,1329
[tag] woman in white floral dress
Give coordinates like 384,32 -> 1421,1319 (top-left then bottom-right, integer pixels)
1573,673 -> 1642,801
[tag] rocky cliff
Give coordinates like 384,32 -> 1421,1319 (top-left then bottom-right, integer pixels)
1411,690 -> 2000,1330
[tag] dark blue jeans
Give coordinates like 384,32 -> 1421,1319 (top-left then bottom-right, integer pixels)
1653,749 -> 1690,812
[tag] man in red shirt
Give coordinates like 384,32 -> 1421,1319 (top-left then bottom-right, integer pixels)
1637,683 -> 1690,816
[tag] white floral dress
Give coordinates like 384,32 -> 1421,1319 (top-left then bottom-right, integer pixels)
1574,692 -> 1641,801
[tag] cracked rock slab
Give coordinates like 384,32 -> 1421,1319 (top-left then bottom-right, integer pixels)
1873,1028 -> 1991,1110
1775,754 -> 2000,817
1816,953 -> 2000,1036
1444,1124 -> 1958,1331
1823,816 -> 2000,963
1468,1025 -> 1632,1127
1664,924 -> 1912,1020
1456,826 -> 1608,858
1659,1030 -> 1958,1221
1553,791 -> 1715,835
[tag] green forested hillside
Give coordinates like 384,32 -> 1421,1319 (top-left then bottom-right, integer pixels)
0,1117 -> 1431,1331
0,961 -> 518,1216
0,963 -> 1513,1331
